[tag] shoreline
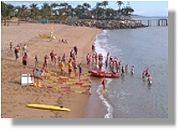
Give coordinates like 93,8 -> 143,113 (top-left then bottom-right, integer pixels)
1,23 -> 106,118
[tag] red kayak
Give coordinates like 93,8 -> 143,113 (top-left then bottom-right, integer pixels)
89,70 -> 120,78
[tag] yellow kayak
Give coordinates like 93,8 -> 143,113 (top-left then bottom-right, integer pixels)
26,104 -> 71,112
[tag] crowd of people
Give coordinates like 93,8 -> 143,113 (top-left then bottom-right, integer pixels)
9,41 -> 152,88
9,41 -> 82,81
86,44 -> 153,90
40,46 -> 82,80
86,45 -> 135,76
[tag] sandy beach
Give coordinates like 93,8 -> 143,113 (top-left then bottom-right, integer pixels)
1,23 -> 106,118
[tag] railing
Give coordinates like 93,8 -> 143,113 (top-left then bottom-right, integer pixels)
135,19 -> 168,27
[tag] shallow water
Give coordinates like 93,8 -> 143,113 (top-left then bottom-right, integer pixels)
96,27 -> 168,118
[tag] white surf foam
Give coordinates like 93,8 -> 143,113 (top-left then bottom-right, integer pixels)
95,30 -> 113,118
96,79 -> 113,118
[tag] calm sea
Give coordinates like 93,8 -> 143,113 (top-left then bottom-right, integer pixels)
95,26 -> 168,118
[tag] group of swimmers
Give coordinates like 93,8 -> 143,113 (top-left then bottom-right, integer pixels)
86,45 -> 135,76
87,44 -> 153,88
142,68 -> 152,85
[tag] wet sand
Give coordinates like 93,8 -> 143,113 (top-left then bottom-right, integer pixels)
1,23 -> 106,118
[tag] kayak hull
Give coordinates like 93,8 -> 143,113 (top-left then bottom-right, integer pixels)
89,70 -> 120,78
26,104 -> 71,112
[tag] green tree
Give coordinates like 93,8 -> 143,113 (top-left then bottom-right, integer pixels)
83,3 -> 91,10
121,6 -> 134,16
41,3 -> 51,19
100,1 -> 108,19
75,4 -> 84,18
16,4 -> 30,20
1,2 -> 15,19
117,1 -> 123,11
30,3 -> 39,20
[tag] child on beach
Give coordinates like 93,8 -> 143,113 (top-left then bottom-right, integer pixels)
22,52 -> 28,68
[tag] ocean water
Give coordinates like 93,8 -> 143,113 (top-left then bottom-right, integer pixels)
95,27 -> 168,118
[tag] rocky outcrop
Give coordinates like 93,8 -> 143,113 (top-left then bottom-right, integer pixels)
64,19 -> 147,29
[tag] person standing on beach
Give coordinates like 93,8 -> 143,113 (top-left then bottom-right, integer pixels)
92,44 -> 95,52
72,58 -> 77,76
58,59 -> 65,75
68,59 -> 73,78
62,53 -> 66,65
78,63 -> 82,80
34,55 -> 38,67
86,53 -> 91,65
22,44 -> 27,54
22,52 -> 28,68
73,46 -> 78,57
43,55 -> 48,71
50,50 -> 55,64
54,53 -> 58,65
9,42 -> 13,53
14,45 -> 20,60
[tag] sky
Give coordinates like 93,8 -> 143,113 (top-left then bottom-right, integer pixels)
3,1 -> 168,17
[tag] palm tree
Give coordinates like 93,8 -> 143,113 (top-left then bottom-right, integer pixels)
101,1 -> 108,9
75,4 -> 84,18
117,1 -> 123,11
82,3 -> 91,18
50,3 -> 60,20
83,3 -> 91,10
101,1 -> 108,19
116,1 -> 123,18
1,2 -> 14,19
30,3 -> 39,20
59,2 -> 68,9
95,2 -> 102,19
41,3 -> 51,19
17,5 -> 30,20
121,6 -> 134,16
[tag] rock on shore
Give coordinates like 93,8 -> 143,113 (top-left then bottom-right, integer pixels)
64,19 -> 147,29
